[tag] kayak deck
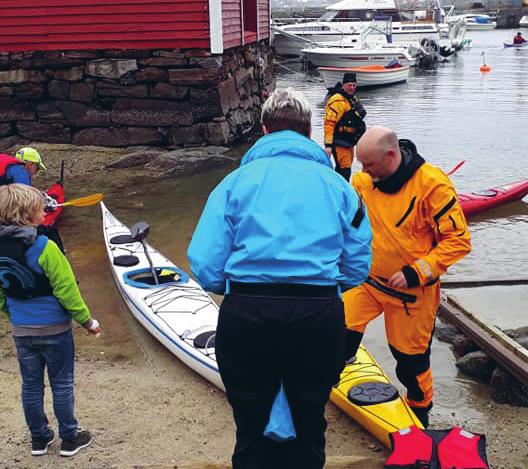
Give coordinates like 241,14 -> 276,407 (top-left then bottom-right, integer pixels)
459,180 -> 528,217
330,345 -> 423,448
43,182 -> 64,226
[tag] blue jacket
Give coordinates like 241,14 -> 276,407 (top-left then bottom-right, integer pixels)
188,130 -> 372,294
6,165 -> 31,185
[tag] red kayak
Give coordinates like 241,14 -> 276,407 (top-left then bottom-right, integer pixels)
459,180 -> 528,217
43,181 -> 64,226
42,160 -> 65,227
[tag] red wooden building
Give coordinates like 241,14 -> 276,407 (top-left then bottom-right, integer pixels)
0,1 -> 274,148
0,0 -> 270,54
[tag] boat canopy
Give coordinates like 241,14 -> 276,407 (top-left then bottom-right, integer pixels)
326,0 -> 397,11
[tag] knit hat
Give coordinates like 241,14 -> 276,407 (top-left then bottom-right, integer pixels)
342,72 -> 357,84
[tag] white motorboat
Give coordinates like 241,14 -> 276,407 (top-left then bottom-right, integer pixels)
519,15 -> 528,28
303,43 -> 415,68
273,0 -> 439,56
319,64 -> 410,88
447,14 -> 496,30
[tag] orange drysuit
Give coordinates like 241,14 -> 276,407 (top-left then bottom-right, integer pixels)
324,91 -> 366,179
344,140 -> 471,416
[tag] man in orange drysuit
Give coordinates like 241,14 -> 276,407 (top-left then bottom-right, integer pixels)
344,126 -> 471,428
324,73 -> 366,181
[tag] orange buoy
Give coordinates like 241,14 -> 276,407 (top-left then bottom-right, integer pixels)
480,51 -> 491,72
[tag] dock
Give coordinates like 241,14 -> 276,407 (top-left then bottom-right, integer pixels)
438,295 -> 528,387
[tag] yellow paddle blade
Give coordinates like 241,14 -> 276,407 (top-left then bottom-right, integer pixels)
61,193 -> 104,207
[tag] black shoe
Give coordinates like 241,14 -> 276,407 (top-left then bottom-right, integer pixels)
411,407 -> 430,429
31,428 -> 55,456
60,430 -> 94,457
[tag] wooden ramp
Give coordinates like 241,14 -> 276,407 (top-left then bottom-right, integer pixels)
438,294 -> 528,387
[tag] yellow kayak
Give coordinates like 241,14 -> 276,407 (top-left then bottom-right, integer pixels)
330,345 -> 423,448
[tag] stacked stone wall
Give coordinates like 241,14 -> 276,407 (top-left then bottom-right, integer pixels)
0,42 -> 274,148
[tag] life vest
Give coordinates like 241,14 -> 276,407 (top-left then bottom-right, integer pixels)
385,426 -> 433,469
333,92 -> 366,148
0,154 -> 24,186
0,237 -> 53,300
384,426 -> 490,469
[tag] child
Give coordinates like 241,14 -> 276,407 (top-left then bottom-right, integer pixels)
0,184 -> 102,457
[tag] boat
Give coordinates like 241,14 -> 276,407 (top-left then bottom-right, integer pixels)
520,15 -> 528,28
503,41 -> 528,48
273,0 -> 439,57
43,161 -> 65,226
330,345 -> 423,448
447,13 -> 496,30
303,43 -> 416,68
100,202 -> 223,389
101,202 -> 423,447
458,180 -> 528,217
319,64 -> 410,88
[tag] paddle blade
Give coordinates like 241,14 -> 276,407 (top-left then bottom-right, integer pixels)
61,193 -> 104,207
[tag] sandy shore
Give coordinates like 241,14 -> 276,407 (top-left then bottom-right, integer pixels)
1,143 -> 527,468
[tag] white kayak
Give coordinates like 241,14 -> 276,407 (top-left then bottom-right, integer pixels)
100,202 -> 222,389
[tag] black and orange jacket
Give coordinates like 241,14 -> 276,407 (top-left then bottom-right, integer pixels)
324,91 -> 366,148
352,140 -> 471,287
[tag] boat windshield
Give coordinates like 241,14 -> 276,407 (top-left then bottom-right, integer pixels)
327,9 -> 401,21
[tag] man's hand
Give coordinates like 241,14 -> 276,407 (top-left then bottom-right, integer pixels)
387,271 -> 408,289
324,147 -> 333,158
42,192 -> 58,212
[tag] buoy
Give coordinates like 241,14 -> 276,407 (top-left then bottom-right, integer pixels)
480,51 -> 491,73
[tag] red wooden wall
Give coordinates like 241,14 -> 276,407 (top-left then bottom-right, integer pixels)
0,0 -> 210,51
222,0 -> 269,50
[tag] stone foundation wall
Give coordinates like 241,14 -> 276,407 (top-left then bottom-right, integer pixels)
0,42 -> 274,148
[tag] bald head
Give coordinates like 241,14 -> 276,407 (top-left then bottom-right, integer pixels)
356,126 -> 401,181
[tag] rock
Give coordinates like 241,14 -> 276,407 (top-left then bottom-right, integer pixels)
0,69 -> 30,84
452,334 -> 480,356
514,337 -> 528,350
85,59 -> 138,79
456,351 -> 496,383
0,98 -> 35,122
145,150 -> 235,177
106,149 -> 166,169
434,323 -> 460,344
207,122 -> 231,145
72,127 -> 162,146
54,67 -> 84,81
48,80 -> 70,100
70,82 -> 94,103
140,57 -> 187,68
96,83 -> 149,98
168,124 -> 208,146
490,367 -> 528,406
111,98 -> 192,126
14,83 -> 45,100
17,121 -> 71,143
150,83 -> 188,100
0,122 -> 14,137
503,326 -> 528,339
168,68 -> 220,86
0,135 -> 25,151
134,67 -> 168,83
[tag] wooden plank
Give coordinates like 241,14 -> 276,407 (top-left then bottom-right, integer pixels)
438,295 -> 528,387
0,0 -> 198,7
4,13 -> 206,25
442,279 -> 528,288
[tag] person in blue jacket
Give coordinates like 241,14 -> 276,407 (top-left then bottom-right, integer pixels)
0,147 -> 46,186
188,88 -> 372,469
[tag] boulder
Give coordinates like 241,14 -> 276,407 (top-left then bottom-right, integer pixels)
456,351 -> 496,383
85,59 -> 138,79
490,367 -> 528,406
434,322 -> 460,344
452,334 -> 480,357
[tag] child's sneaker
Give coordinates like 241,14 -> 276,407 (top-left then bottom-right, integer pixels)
59,430 -> 93,457
31,429 -> 55,456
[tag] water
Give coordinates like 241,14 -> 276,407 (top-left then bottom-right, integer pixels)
276,28 -> 528,287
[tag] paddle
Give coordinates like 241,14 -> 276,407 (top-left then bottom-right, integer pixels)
130,221 -> 159,286
442,278 -> 528,288
56,193 -> 103,208
446,159 -> 465,176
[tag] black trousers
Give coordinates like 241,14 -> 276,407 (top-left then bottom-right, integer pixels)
216,290 -> 346,469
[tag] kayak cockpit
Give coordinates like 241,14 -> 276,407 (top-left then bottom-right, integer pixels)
123,267 -> 189,288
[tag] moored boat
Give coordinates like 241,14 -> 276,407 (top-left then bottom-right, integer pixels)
319,64 -> 410,88
459,180 -> 528,217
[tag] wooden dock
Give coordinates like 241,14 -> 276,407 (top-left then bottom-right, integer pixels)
438,295 -> 528,387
